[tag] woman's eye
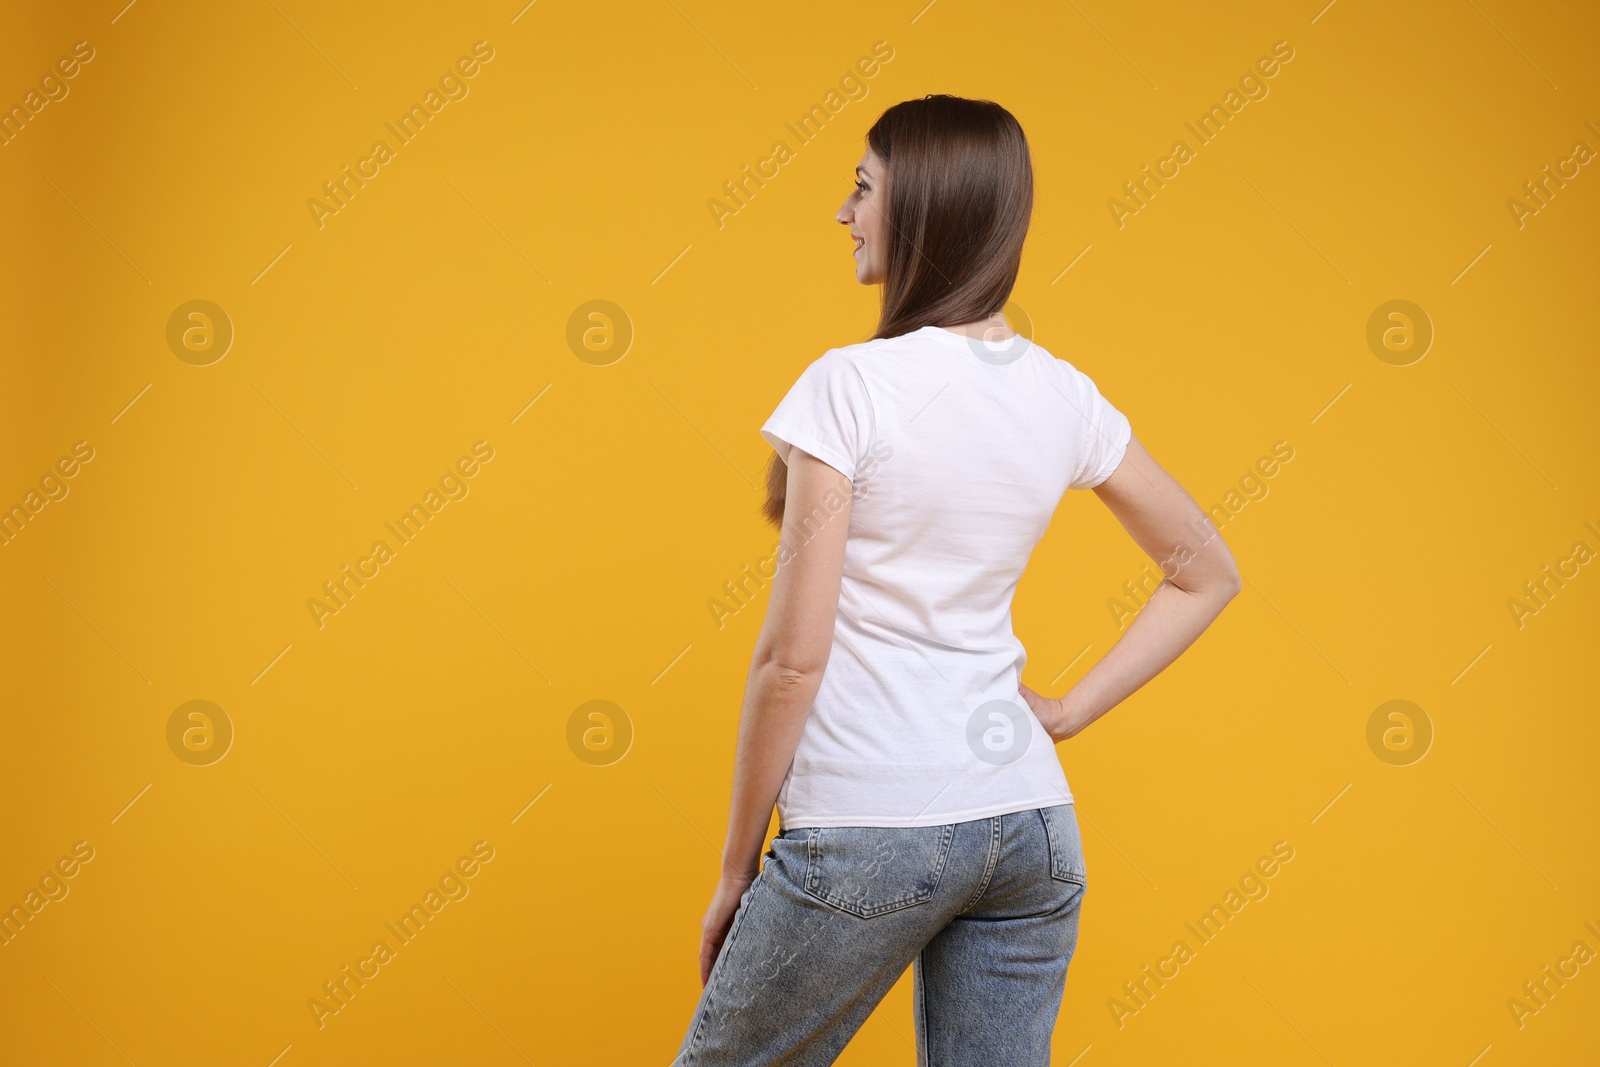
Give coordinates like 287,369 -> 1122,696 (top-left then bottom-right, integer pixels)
854,180 -> 868,194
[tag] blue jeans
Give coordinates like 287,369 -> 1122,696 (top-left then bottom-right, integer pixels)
671,804 -> 1087,1065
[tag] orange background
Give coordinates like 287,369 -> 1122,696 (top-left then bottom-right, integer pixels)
1,1 -> 1596,1064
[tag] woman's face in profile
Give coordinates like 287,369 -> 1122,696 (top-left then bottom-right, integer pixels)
838,147 -> 888,285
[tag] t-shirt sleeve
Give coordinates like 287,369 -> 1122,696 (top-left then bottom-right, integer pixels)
760,351 -> 874,481
1059,361 -> 1132,490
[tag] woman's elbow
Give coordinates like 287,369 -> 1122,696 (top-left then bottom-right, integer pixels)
754,646 -> 830,684
1176,547 -> 1241,602
1223,564 -> 1243,600
1215,552 -> 1243,600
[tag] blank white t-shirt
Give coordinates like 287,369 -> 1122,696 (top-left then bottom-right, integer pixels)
760,324 -> 1132,829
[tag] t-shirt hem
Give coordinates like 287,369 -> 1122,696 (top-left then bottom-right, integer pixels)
760,418 -> 856,481
779,791 -> 1075,830
1083,415 -> 1133,488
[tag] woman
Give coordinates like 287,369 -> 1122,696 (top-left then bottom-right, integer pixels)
671,94 -> 1241,1065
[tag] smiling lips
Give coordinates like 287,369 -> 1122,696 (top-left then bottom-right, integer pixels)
852,234 -> 864,256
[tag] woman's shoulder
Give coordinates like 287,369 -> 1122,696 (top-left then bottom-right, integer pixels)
813,328 -> 1107,386
798,333 -> 907,379
825,331 -> 912,358
819,327 -> 961,371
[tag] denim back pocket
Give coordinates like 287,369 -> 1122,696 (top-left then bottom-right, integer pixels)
802,823 -> 956,919
1039,804 -> 1087,886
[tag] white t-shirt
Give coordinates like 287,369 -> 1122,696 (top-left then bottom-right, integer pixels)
760,324 -> 1132,829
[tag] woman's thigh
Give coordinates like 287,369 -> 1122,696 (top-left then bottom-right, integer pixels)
672,820 -> 982,1067
912,804 -> 1087,1067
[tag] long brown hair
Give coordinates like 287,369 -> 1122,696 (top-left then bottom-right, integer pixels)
761,94 -> 1035,528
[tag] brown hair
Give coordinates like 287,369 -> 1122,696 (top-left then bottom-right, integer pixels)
760,94 -> 1035,528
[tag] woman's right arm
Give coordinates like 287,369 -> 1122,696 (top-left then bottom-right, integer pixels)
1021,432 -> 1242,741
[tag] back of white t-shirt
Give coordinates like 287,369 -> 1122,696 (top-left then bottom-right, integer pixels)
760,323 -> 1132,829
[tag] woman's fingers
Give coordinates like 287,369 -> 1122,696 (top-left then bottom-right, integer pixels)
698,899 -> 733,985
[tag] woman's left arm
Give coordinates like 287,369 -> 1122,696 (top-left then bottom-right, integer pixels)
697,447 -> 852,984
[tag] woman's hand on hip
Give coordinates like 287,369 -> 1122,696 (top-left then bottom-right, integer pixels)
1018,680 -> 1090,743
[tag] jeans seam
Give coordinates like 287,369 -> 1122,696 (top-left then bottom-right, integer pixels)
915,950 -> 930,1067
958,816 -> 1004,913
